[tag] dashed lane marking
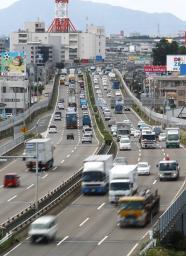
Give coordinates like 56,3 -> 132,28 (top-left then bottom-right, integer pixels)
97,202 -> 106,210
66,154 -> 71,158
7,195 -> 17,202
98,235 -> 108,246
57,236 -> 69,246
153,180 -> 157,185
26,184 -> 34,190
79,217 -> 90,227
61,160 -> 65,164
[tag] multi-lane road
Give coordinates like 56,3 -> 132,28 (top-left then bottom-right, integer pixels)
0,76 -> 99,224
1,73 -> 186,256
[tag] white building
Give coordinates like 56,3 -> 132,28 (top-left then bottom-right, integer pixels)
10,21 -> 106,64
0,78 -> 29,114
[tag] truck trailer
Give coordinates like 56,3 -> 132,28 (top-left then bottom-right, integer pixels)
82,155 -> 113,194
24,138 -> 54,171
166,128 -> 180,148
109,165 -> 138,203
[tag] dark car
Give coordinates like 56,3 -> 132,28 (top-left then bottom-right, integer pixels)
67,133 -> 74,140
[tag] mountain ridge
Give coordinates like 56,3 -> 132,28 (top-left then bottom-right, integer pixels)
0,0 -> 186,36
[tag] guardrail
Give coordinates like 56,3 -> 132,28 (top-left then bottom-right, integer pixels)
115,69 -> 186,129
153,189 -> 186,241
0,136 -> 25,156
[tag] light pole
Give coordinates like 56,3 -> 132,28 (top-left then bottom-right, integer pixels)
35,142 -> 39,211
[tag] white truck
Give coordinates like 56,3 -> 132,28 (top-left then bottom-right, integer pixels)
82,155 -> 113,194
166,128 -> 180,148
24,138 -> 54,171
109,165 -> 138,203
116,122 -> 131,141
156,159 -> 180,181
140,130 -> 157,149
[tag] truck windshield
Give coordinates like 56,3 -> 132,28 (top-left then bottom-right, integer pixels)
119,201 -> 144,210
168,134 -> 179,141
142,135 -> 156,140
159,162 -> 177,171
118,130 -> 129,135
110,182 -> 130,191
82,171 -> 106,182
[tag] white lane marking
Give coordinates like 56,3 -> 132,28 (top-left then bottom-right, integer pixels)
7,195 -> 17,202
153,180 -> 157,185
139,149 -> 141,153
79,217 -> 90,227
139,153 -> 141,157
98,235 -> 108,246
126,243 -> 139,256
138,158 -> 141,162
41,174 -> 48,179
26,236 -> 30,240
0,160 -> 16,173
140,231 -> 149,240
71,150 -> 74,153
3,243 -> 22,256
52,167 -> 57,171
97,202 -> 106,210
74,147 -> 77,150
26,184 -> 34,190
163,152 -> 166,156
66,154 -> 70,158
57,235 -> 69,246
61,160 -> 65,164
162,149 -> 165,152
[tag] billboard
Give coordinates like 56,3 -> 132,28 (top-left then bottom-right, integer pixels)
166,55 -> 186,72
144,65 -> 167,73
0,52 -> 26,77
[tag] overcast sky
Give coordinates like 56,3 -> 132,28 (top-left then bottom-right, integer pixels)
1,0 -> 186,21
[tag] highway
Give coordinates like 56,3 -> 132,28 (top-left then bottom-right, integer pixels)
2,72 -> 186,256
0,76 -> 99,224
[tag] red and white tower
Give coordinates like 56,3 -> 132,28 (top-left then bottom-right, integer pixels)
48,0 -> 76,33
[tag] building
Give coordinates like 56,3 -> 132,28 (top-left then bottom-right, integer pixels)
10,21 -> 106,64
0,78 -> 29,115
148,76 -> 186,107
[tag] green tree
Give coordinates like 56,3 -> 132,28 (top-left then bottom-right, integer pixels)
152,38 -> 179,65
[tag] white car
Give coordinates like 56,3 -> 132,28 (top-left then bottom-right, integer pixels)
58,102 -> 64,110
107,92 -> 112,97
119,137 -> 131,150
94,84 -> 99,89
134,130 -> 141,138
48,125 -> 57,133
137,162 -> 150,175
83,126 -> 93,137
130,128 -> 136,136
159,132 -> 166,142
82,133 -> 92,144
81,105 -> 87,110
115,91 -> 121,97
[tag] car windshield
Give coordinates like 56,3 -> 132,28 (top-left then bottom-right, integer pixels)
138,163 -> 148,168
120,139 -> 130,143
50,125 -> 56,128
119,201 -> 144,210
31,223 -> 49,229
82,171 -> 106,182
110,182 -> 130,191
159,162 -> 177,171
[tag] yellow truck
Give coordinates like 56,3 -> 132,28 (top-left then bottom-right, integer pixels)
117,189 -> 160,227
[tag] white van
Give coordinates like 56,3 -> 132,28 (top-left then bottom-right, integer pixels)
29,215 -> 57,243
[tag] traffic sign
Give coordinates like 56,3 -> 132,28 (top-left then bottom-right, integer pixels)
20,127 -> 28,133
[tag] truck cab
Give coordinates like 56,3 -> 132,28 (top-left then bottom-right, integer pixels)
166,128 -> 180,148
157,159 -> 180,181
117,189 -> 160,227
